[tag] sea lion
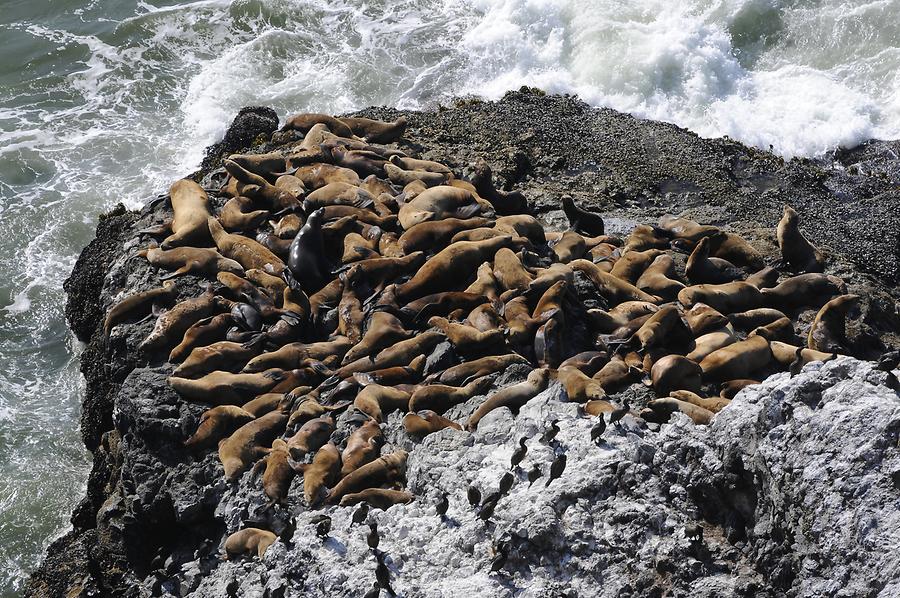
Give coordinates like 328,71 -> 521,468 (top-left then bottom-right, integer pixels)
685,237 -> 743,284
657,215 -> 719,243
398,186 -> 483,229
223,528 -> 278,559
706,231 -> 765,270
341,419 -> 384,477
719,379 -> 759,399
745,266 -> 780,289
271,213 -> 303,239
749,316 -> 798,344
683,303 -> 729,336
294,163 -> 360,189
336,331 -> 444,379
769,340 -> 836,366
327,450 -> 408,504
286,414 -> 334,459
281,112 -> 354,137
760,273 -> 846,310
623,224 -> 671,252
245,269 -> 287,304
469,157 -> 528,215
208,217 -> 285,274
148,179 -> 212,249
570,259 -> 660,304
685,328 -> 737,363
385,162 -> 448,187
807,294 -> 860,353
219,196 -> 268,232
168,313 -> 235,363
629,305 -> 691,352
227,152 -> 287,178
467,302 -> 505,332
395,236 -> 515,301
402,410 -> 463,436
400,291 -> 486,323
493,215 -> 546,245
173,337 -> 265,378
434,353 -> 529,386
584,399 -> 616,416
777,205 -> 824,273
650,354 -> 702,396
302,442 -> 341,507
353,384 -> 411,422
556,366 -> 608,403
338,116 -> 407,143
408,377 -> 492,413
328,146 -> 386,178
338,488 -> 414,509
699,335 -> 772,382
242,393 -> 287,417
103,280 -> 176,338
397,217 -> 490,254
285,208 -> 330,293
610,249 -> 663,284
669,389 -> 730,414
389,154 -> 451,175
587,301 -> 659,334
466,368 -> 550,430
244,338 -> 352,373
258,438 -> 297,507
274,174 -> 306,199
140,290 -> 223,355
218,411 -> 287,481
318,204 -> 396,227
635,254 -> 685,300
646,397 -> 714,425
677,281 -> 763,314
562,196 -> 605,236
493,247 -> 534,292
428,316 -> 504,357
184,405 -> 255,451
342,310 -> 412,364
139,245 -> 244,279
727,307 -> 789,331
559,351 -> 609,376
551,231 -> 587,263
223,160 -> 299,211
169,369 -> 286,404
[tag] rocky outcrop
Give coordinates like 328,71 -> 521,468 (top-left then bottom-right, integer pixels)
28,90 -> 900,597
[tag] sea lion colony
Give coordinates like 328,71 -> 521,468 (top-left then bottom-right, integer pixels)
106,111 -> 868,582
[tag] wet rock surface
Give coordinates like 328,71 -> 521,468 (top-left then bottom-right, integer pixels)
28,90 -> 900,597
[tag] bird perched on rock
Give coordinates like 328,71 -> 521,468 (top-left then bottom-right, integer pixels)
609,400 -> 630,428
481,491 -> 501,509
510,437 -> 527,469
467,485 -> 481,508
367,523 -> 380,551
490,541 -> 508,573
436,494 -> 449,518
789,345 -> 805,378
352,504 -> 370,527
545,454 -> 567,487
498,471 -> 514,495
478,498 -> 498,521
685,524 -> 704,544
527,465 -> 542,486
363,581 -> 380,598
375,552 -> 396,596
590,417 -> 606,445
310,514 -> 331,540
540,420 -> 560,444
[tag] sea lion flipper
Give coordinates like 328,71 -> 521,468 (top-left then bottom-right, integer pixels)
138,221 -> 171,236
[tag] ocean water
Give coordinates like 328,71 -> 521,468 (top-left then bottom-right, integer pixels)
1,0 -> 898,594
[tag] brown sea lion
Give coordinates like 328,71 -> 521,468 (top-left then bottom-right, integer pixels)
328,146 -> 386,178
220,196 -> 268,232
282,112 -> 354,137
140,290 -> 223,355
398,186 -> 483,229
685,328 -> 737,362
760,273 -> 846,310
777,205 -> 824,273
338,116 -> 407,143
646,398 -> 714,425
139,245 -> 244,279
218,411 -> 287,481
749,316 -> 798,344
169,369 -> 285,404
208,217 -> 285,274
173,337 -> 265,378
389,154 -> 451,174
669,389 -> 731,414
635,254 -> 685,300
685,237 -> 743,284
342,310 -> 412,364
402,410 -> 463,436
657,215 -> 719,242
630,305 -> 691,352
341,419 -> 383,477
719,379 -> 759,399
353,384 -> 411,422
384,162 -> 448,187
327,450 -> 408,504
610,249 -> 663,284
683,303 -> 729,336
726,307 -> 789,331
493,247 -> 534,292
304,182 -> 375,210
570,259 -> 660,304
467,302 -> 505,332
103,280 -> 177,338
623,225 -> 671,252
584,399 -> 616,416
242,393 -> 287,417
146,179 -> 212,249
184,405 -> 255,451
302,442 -> 341,507
494,215 -> 546,245
223,160 -> 300,211
551,231 -> 587,263
338,488 -> 414,509
699,335 -> 772,382
587,301 -> 659,334
408,377 -> 492,413
677,281 -> 763,314
294,163 -> 360,189
650,355 -> 702,396
434,353 -> 529,386
466,368 -> 550,430
428,316 -> 505,356
271,213 -> 303,239
559,351 -> 609,376
807,294 -> 860,353
168,313 -> 234,363
398,217 -> 490,254
244,338 -> 352,373
245,269 -> 287,304
769,340 -> 836,366
227,152 -> 287,178
257,438 -> 297,507
286,414 -> 334,459
557,366 -> 608,403
223,528 -> 278,559
707,231 -> 764,270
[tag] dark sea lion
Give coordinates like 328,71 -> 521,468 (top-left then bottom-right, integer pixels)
281,112 -> 355,137
685,237 -> 743,284
700,335 -> 772,382
470,158 -> 528,215
777,205 -> 824,273
760,273 -> 846,310
169,369 -> 286,404
341,419 -> 383,478
140,290 -> 224,355
745,266 -> 780,288
218,410 -> 287,481
808,294 -> 860,353
139,245 -> 244,279
562,196 -> 605,236
408,377 -> 492,413
466,368 -> 550,431
285,208 -> 330,293
219,196 -> 269,232
402,410 -> 462,436
650,355 -> 702,396
208,217 -> 285,274
223,528 -> 278,559
103,280 -> 176,338
302,443 -> 341,507
338,116 -> 408,143
184,405 -> 255,451
327,450 -> 408,504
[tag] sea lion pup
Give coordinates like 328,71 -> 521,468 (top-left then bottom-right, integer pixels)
384,162 -> 448,187
338,116 -> 407,143
760,273 -> 846,310
685,237 -> 744,284
339,488 -> 414,509
807,294 -> 860,353
342,311 -> 412,364
402,410 -> 462,436
685,328 -> 737,362
169,369 -> 286,405
300,442 -> 341,507
255,232 -> 291,260
138,245 -> 244,279
745,266 -> 780,289
556,366 -> 609,402
294,163 -> 361,189
184,405 -> 255,451
657,215 -> 719,243
395,236 -> 515,301
561,196 -> 605,236
706,231 -> 765,270
341,419 -> 384,477
173,337 -> 265,378
570,259 -> 660,304
140,290 -> 224,355
223,528 -> 278,559
398,186 -> 482,229
435,353 -> 529,386
719,379 -> 759,399
285,208 -> 330,293
550,231 -> 587,263
748,316 -> 798,344
584,399 -> 616,416
677,281 -> 763,314
777,205 -> 824,273
327,450 -> 408,504
769,340 -> 836,367
219,196 -> 268,232
244,338 -> 352,373
587,301 -> 660,334
168,313 -> 235,362
650,355 -> 702,396
286,413 -> 334,459
398,217 -> 490,254
494,215 -> 546,245
464,266 -> 500,304
103,280 -> 176,338
699,335 -> 772,382
466,368 -> 550,431
669,390 -> 731,414
281,112 -> 354,137
138,179 -> 212,249
408,377 -> 492,413
645,398 -> 714,425
219,410 -> 287,481
207,217 -> 285,274
353,384 -> 410,423
683,303 -> 729,336
428,316 -> 505,357
636,254 -> 685,300
610,249 -> 663,284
